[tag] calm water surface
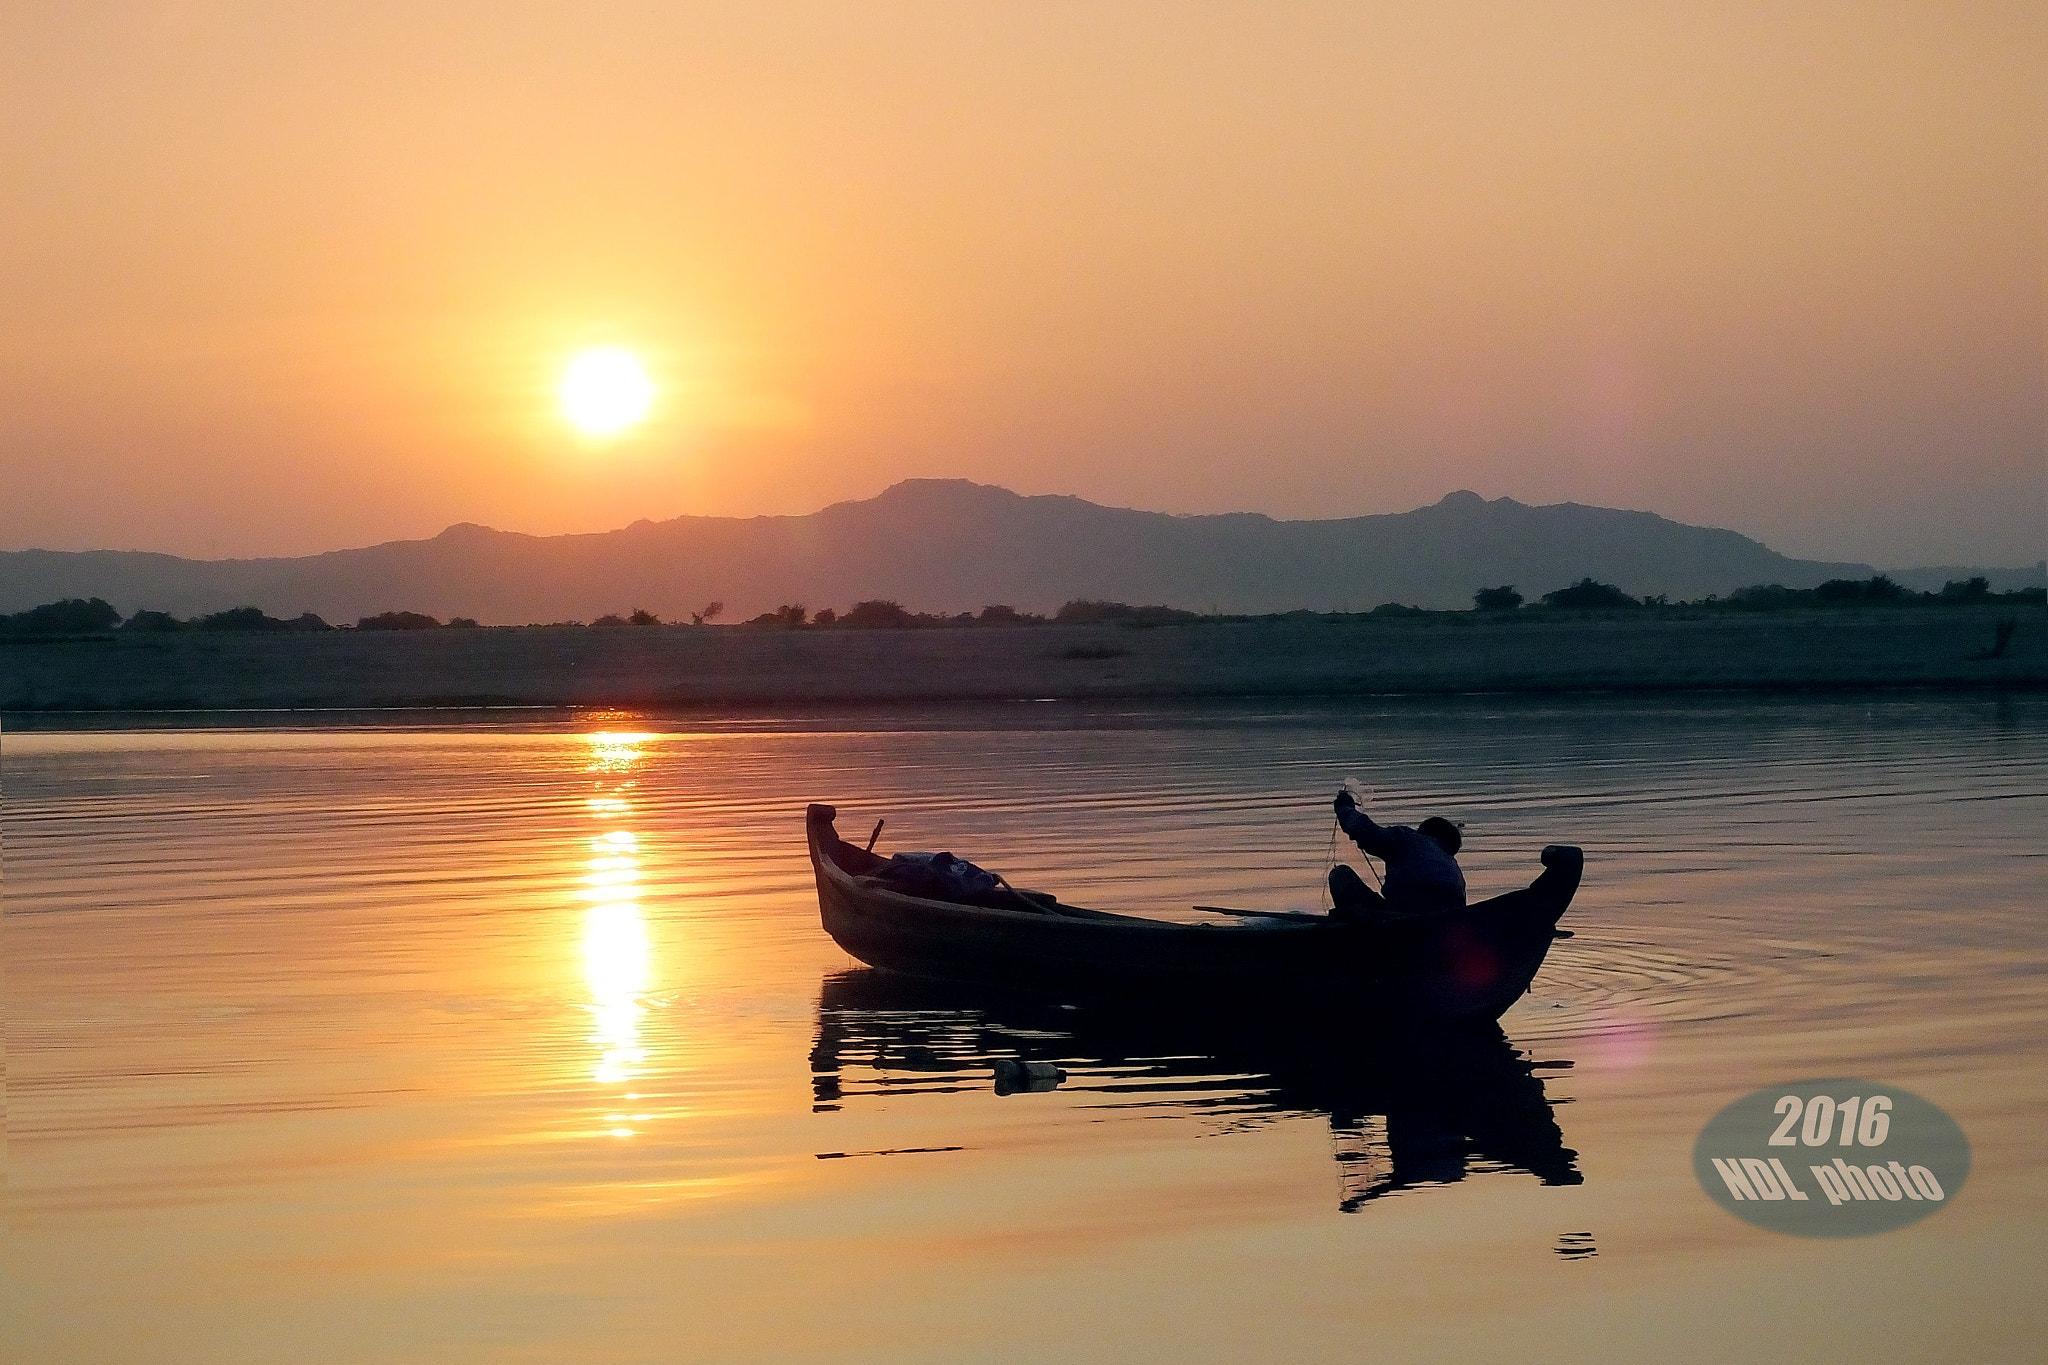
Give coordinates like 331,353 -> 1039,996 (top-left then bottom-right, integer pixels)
8,698 -> 2046,1363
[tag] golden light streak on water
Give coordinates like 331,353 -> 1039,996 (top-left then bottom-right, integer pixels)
586,731 -> 655,773
581,734 -> 653,1117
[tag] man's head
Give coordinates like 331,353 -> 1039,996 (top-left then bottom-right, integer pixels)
1418,816 -> 1462,856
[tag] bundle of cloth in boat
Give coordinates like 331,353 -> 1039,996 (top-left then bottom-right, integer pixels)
868,851 -> 1007,904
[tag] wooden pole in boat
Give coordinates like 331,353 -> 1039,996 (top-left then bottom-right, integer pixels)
1348,778 -> 1386,891
865,818 -> 884,852
1326,780 -> 1385,904
1320,814 -> 1339,910
1198,905 -> 1327,923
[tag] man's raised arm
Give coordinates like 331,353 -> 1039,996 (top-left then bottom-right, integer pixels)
1333,789 -> 1395,857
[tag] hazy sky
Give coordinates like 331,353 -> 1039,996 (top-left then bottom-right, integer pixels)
3,2 -> 2042,565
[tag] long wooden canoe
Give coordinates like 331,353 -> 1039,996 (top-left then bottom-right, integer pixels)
806,803 -> 1582,1022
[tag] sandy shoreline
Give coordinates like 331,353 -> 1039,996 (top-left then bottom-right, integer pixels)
1,606 -> 2040,717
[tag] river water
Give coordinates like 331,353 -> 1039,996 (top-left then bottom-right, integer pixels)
7,697 -> 2046,1363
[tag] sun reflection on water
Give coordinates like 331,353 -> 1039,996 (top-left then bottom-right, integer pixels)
579,732 -> 655,1131
586,731 -> 654,773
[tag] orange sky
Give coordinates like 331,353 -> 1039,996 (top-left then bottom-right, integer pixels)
1,3 -> 2041,564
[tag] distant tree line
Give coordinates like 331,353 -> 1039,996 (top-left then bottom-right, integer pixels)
1,573 -> 2038,640
738,600 -> 1058,629
1470,574 -> 2043,613
735,600 -> 1253,628
0,600 -> 475,637
729,577 -> 2040,629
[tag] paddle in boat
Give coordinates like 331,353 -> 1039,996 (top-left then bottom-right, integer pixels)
805,803 -> 1582,1023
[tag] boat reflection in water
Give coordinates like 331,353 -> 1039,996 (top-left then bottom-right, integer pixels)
811,969 -> 1580,1212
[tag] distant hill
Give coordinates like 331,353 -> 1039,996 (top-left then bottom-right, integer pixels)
0,480 -> 1898,622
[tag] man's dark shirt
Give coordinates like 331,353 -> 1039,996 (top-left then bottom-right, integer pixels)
1336,805 -> 1466,911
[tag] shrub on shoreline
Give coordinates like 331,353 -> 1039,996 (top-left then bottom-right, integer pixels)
1540,579 -> 1640,610
0,597 -> 121,636
1054,600 -> 1200,627
120,609 -> 185,633
198,607 -> 332,632
840,600 -> 913,628
357,611 -> 439,631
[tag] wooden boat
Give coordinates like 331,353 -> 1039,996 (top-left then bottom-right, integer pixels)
806,803 -> 1583,1022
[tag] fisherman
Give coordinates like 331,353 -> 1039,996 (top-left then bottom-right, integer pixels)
1329,788 -> 1465,923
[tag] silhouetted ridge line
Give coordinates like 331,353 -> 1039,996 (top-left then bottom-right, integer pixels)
0,480 -> 1941,624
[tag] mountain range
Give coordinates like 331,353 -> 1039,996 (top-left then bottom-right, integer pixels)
1,480 -> 2039,623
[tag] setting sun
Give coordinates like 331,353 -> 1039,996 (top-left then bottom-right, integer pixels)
560,348 -> 654,438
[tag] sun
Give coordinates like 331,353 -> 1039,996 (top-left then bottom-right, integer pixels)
560,348 -> 655,437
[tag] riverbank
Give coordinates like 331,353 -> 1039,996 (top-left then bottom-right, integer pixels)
0,606 -> 2040,715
